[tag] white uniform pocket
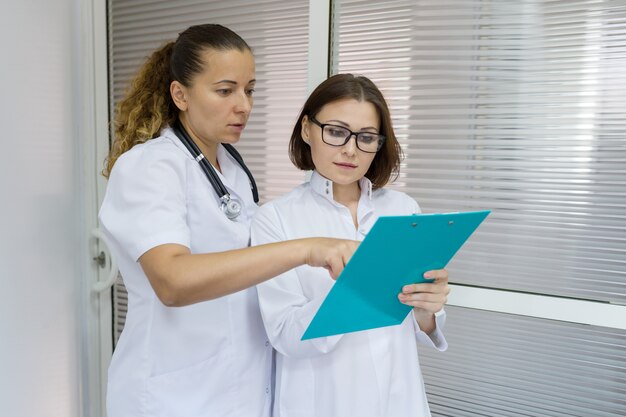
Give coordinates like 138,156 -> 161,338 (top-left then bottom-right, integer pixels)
144,352 -> 235,417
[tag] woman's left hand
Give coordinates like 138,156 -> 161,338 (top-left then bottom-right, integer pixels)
398,268 -> 450,315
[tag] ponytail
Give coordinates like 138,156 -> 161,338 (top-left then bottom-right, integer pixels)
103,41 -> 177,178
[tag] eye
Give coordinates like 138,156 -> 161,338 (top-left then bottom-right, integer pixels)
245,88 -> 255,96
216,89 -> 232,96
359,133 -> 378,144
327,127 -> 347,138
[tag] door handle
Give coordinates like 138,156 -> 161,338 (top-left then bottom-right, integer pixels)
91,228 -> 119,292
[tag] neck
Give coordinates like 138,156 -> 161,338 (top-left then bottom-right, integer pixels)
332,181 -> 361,207
332,180 -> 362,229
179,115 -> 220,170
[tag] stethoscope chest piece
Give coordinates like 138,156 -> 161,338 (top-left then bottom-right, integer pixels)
221,196 -> 242,220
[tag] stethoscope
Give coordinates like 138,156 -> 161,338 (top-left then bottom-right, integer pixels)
172,120 -> 259,220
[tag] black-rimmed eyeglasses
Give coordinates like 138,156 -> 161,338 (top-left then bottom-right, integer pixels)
309,116 -> 386,153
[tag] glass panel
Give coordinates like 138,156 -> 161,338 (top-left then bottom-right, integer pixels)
334,0 -> 626,303
418,306 -> 626,416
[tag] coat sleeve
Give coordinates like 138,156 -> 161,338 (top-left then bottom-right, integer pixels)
98,146 -> 190,262
251,203 -> 344,359
411,308 -> 448,351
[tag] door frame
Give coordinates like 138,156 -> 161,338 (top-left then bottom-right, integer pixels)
80,0 -> 112,416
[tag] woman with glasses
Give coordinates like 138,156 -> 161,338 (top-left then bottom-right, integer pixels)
252,74 -> 449,417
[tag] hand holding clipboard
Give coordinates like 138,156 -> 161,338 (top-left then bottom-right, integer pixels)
302,210 -> 490,340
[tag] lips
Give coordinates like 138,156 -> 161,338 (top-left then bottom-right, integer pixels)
228,123 -> 246,133
334,162 -> 357,168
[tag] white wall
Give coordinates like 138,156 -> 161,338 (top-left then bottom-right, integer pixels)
0,1 -> 87,416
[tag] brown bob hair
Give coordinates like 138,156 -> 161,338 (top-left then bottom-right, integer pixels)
289,73 -> 402,189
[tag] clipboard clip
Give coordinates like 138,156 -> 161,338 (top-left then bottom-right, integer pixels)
413,220 -> 454,227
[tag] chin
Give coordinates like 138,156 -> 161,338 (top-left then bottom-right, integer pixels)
221,135 -> 242,144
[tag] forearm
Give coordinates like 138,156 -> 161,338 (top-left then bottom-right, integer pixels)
413,308 -> 436,334
143,239 -> 311,306
412,308 -> 448,351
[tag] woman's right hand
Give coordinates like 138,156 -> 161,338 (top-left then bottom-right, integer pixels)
303,238 -> 360,280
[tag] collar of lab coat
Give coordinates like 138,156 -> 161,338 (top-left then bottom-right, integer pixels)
310,170 -> 373,203
309,170 -> 376,233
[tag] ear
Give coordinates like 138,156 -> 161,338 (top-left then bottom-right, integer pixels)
300,115 -> 310,145
170,81 -> 188,112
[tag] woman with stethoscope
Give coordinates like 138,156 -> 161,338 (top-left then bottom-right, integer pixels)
99,24 -> 358,417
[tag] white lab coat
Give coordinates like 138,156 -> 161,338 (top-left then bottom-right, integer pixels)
99,127 -> 272,417
251,171 -> 448,417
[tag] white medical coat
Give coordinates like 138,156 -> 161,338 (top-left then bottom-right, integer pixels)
99,127 -> 272,417
251,171 -> 448,417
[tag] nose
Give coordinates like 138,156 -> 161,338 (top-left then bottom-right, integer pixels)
234,90 -> 252,115
342,133 -> 358,155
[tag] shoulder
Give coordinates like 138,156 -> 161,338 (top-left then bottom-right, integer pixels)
114,133 -> 186,168
372,187 -> 421,214
262,182 -> 311,211
110,133 -> 188,180
253,182 -> 310,227
105,132 -> 193,204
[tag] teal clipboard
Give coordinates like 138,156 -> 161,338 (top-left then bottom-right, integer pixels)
301,210 -> 490,340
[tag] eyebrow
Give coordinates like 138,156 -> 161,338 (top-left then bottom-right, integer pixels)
213,79 -> 256,85
326,119 -> 377,131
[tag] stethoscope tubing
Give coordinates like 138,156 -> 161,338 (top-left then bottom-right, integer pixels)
172,120 -> 258,220
173,121 -> 229,197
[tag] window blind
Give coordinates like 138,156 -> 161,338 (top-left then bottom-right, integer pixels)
418,306 -> 626,416
109,0 -> 309,203
333,0 -> 626,303
112,275 -> 127,345
108,0 -> 311,346
334,1 -> 626,415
